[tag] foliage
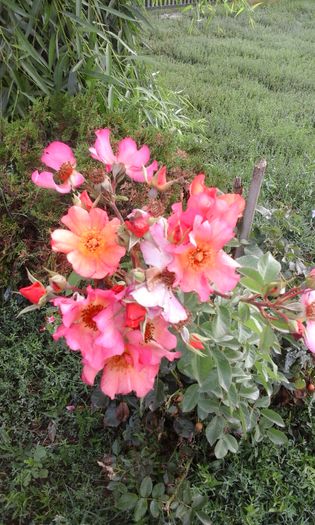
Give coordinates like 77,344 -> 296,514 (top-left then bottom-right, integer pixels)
194,403 -> 315,525
1,300 -> 314,524
0,0 -> 145,118
0,92 -> 197,291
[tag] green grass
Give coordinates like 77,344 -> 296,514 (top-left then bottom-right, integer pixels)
145,0 -> 315,257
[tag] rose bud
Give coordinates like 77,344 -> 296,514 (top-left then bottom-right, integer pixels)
125,302 -> 146,329
49,274 -> 69,293
125,209 -> 151,238
19,282 -> 46,304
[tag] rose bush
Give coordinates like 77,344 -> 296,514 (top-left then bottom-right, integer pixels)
20,130 -> 315,461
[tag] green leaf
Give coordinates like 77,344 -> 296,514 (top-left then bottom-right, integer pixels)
134,498 -> 148,522
261,409 -> 285,428
139,476 -> 152,498
259,324 -> 278,352
212,306 -> 231,340
214,438 -> 228,459
257,252 -> 281,284
212,349 -> 232,392
266,428 -> 288,445
182,384 -> 199,412
117,493 -> 138,511
149,500 -> 160,519
152,483 -> 165,499
205,416 -> 225,446
240,276 -> 264,294
196,511 -> 213,525
223,434 -> 239,453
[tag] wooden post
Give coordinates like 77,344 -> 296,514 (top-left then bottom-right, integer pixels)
235,159 -> 267,258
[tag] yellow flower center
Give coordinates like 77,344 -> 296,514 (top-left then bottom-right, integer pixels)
80,229 -> 105,256
81,303 -> 104,331
188,246 -> 212,270
57,162 -> 74,183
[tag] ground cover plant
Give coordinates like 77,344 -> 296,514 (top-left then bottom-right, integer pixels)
145,0 -> 315,260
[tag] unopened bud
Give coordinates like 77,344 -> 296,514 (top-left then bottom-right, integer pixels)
263,281 -> 282,297
195,422 -> 203,433
49,274 -> 69,293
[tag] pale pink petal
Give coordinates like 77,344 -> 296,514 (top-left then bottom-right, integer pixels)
304,321 -> 315,353
31,170 -> 71,194
41,141 -> 76,171
205,251 -> 240,293
131,283 -> 187,324
61,206 -> 91,235
51,229 -> 79,253
127,144 -> 150,167
66,251 -> 97,278
89,129 -> 116,165
116,137 -> 138,165
90,207 -> 109,231
140,219 -> 172,269
69,170 -> 85,188
126,160 -> 158,183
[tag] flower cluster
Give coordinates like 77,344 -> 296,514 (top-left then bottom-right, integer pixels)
21,129 -> 314,399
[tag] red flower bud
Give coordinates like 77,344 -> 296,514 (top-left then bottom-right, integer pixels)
125,303 -> 146,329
189,334 -> 205,350
19,282 -> 46,304
125,210 -> 150,238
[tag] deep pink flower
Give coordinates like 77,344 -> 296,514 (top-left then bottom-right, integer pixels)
51,206 -> 125,279
167,215 -> 239,301
301,290 -> 315,353
97,327 -> 180,399
32,141 -> 84,193
89,129 -> 158,183
53,287 -> 125,383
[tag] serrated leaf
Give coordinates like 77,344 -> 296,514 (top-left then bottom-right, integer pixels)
258,252 -> 281,284
223,434 -> 238,453
196,511 -> 212,525
214,438 -> 228,459
261,408 -> 285,428
212,349 -> 232,391
150,500 -> 160,518
117,493 -> 138,511
266,428 -> 288,445
134,498 -> 148,522
182,384 -> 199,413
152,483 -> 165,498
205,416 -> 225,446
139,476 -> 152,498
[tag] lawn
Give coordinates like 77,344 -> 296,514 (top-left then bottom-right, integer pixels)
145,0 -> 315,257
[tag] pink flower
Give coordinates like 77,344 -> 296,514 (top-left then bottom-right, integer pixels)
51,206 -> 125,279
125,302 -> 147,328
301,290 -> 315,353
78,191 -> 93,211
181,174 -> 245,230
125,209 -> 151,238
89,129 -> 158,183
19,281 -> 46,304
131,219 -> 187,323
32,141 -> 84,193
98,327 -> 180,399
53,287 -> 125,384
167,215 -> 239,301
